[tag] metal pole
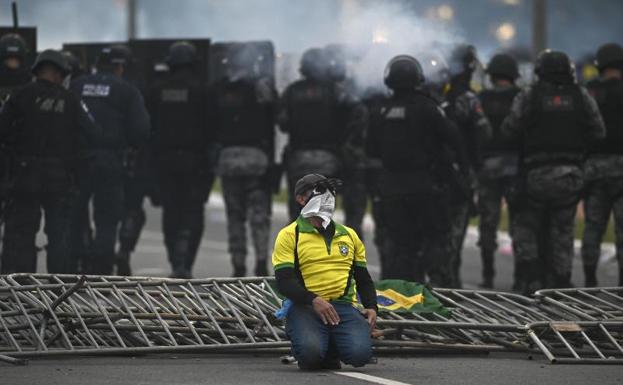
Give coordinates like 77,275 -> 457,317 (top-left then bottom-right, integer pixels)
11,1 -> 19,29
532,0 -> 547,59
127,0 -> 137,40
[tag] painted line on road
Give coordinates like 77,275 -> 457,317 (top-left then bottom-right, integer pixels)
335,371 -> 412,385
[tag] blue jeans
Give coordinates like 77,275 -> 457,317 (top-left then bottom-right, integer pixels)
286,302 -> 372,370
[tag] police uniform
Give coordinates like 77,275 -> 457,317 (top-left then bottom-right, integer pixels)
477,83 -> 520,287
368,55 -> 469,284
70,50 -> 150,275
443,83 -> 492,287
502,54 -> 605,291
0,51 -> 92,274
211,76 -> 276,277
582,75 -> 623,286
151,63 -> 215,279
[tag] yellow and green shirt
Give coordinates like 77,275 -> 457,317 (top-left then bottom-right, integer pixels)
272,216 -> 367,304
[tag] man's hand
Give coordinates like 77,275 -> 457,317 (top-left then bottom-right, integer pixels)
312,297 -> 340,325
361,308 -> 377,332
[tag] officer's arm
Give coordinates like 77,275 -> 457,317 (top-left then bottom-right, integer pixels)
365,105 -> 382,158
276,86 -> 290,133
433,106 -> 470,174
0,93 -> 18,140
501,87 -> 531,141
126,88 -> 150,147
580,86 -> 606,142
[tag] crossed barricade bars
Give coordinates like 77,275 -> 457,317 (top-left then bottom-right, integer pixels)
0,274 -> 621,365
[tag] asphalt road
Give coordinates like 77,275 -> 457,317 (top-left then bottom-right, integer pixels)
17,192 -> 622,385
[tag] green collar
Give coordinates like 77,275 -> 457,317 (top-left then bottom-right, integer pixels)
296,216 -> 349,237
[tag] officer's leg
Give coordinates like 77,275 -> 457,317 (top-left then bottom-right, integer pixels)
43,192 -> 74,274
331,303 -> 372,368
116,178 -> 146,276
609,178 -> 623,286
1,195 -> 40,274
581,181 -> 611,287
548,203 -> 578,288
222,176 -> 248,276
342,168 -> 367,237
247,176 -> 272,276
69,184 -> 92,274
285,304 -> 330,370
477,179 -> 502,288
183,173 -> 211,274
512,204 -> 544,295
383,195 -> 425,282
449,200 -> 469,288
91,167 -> 124,275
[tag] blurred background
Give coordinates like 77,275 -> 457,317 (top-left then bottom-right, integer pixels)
0,0 -> 622,88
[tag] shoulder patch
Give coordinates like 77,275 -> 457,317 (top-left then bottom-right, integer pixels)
82,84 -> 110,97
384,106 -> 406,120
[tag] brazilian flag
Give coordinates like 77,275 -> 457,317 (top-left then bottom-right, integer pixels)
375,280 -> 450,316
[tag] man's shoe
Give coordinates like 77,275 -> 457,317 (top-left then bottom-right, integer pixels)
232,266 -> 246,277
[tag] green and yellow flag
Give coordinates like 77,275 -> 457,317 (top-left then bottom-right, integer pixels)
375,280 -> 450,316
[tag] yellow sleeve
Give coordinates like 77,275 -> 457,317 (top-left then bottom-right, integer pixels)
272,226 -> 296,271
348,228 -> 367,268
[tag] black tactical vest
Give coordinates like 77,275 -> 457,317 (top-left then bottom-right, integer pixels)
152,71 -> 206,151
523,83 -> 586,157
378,96 -> 432,172
587,78 -> 623,154
479,86 -> 520,155
287,80 -> 339,151
215,80 -> 271,149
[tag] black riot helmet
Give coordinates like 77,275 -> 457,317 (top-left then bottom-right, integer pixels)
448,44 -> 479,77
62,50 -> 84,78
0,33 -> 27,62
166,41 -> 197,68
486,53 -> 519,81
31,49 -> 71,76
534,49 -> 575,84
325,46 -> 347,82
384,55 -> 425,90
300,48 -> 329,81
96,45 -> 131,69
595,43 -> 623,72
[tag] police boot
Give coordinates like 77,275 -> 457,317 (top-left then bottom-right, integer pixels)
232,254 -> 246,277
519,261 -> 542,296
115,249 -> 132,276
552,272 -> 573,289
478,249 -> 495,289
583,264 -> 598,287
255,260 -> 269,277
619,268 -> 623,286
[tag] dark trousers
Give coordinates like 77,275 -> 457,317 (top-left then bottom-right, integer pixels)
286,303 -> 372,370
2,191 -> 73,274
118,175 -> 146,254
382,193 -> 442,283
159,154 -> 213,273
72,161 -> 124,275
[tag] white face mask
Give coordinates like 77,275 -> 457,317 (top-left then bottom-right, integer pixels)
300,190 -> 336,229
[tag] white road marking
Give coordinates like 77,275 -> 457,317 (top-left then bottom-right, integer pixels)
335,371 -> 412,385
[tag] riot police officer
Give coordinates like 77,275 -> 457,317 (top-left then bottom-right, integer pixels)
367,55 -> 468,283
279,48 -> 364,221
0,50 -> 92,274
71,45 -> 150,275
582,43 -> 623,287
502,50 -> 605,292
0,33 -> 31,104
476,53 -> 522,289
151,41 -> 216,279
442,45 -> 492,288
210,45 -> 276,277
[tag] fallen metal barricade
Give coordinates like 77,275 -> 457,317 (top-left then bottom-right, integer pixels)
534,287 -> 623,321
0,274 -> 621,365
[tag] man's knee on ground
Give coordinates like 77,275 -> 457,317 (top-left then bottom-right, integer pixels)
339,341 -> 372,368
295,340 -> 326,370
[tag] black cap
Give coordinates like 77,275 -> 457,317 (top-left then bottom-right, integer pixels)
294,174 -> 342,196
31,49 -> 70,76
97,45 -> 131,67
